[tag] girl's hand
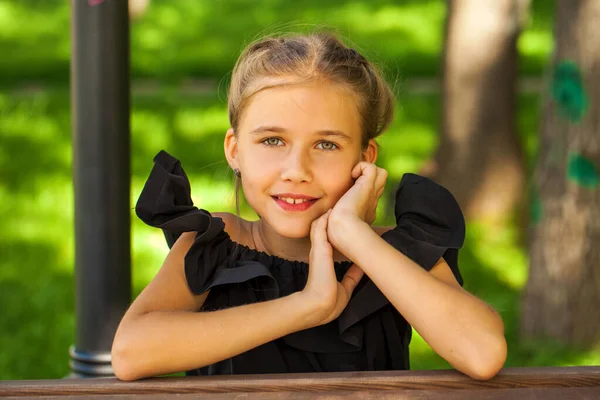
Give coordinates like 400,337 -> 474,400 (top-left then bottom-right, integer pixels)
301,210 -> 364,327
327,162 -> 387,251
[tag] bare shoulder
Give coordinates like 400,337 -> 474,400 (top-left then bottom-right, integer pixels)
372,225 -> 394,236
212,212 -> 250,243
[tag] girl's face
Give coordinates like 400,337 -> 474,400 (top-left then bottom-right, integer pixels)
225,80 -> 377,238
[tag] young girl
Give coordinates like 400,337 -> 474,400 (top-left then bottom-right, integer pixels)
111,32 -> 507,381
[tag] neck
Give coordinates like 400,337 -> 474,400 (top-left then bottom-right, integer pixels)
252,218 -> 348,263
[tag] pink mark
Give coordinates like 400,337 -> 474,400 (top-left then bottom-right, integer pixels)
89,0 -> 106,6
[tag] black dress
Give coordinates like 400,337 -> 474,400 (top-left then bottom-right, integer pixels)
135,150 -> 466,376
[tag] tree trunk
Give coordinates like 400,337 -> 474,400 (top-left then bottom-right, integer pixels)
422,0 -> 529,221
522,0 -> 600,349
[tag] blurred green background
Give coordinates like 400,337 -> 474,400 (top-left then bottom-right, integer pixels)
1,0 -> 598,380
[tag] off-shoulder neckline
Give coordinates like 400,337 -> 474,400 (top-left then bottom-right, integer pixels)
213,218 -> 395,268
219,229 -> 354,268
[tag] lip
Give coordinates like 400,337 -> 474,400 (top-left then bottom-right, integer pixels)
272,193 -> 318,200
272,194 -> 319,212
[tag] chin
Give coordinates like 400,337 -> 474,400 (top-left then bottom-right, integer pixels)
272,221 -> 311,239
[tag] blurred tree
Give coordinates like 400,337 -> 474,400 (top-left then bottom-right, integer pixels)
422,0 -> 530,221
522,0 -> 600,348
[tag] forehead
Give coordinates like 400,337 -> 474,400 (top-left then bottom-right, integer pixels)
238,81 -> 362,140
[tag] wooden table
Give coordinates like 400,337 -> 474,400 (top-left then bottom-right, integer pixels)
1,366 -> 599,399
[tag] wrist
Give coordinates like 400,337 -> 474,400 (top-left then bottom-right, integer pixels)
328,212 -> 369,254
288,291 -> 329,330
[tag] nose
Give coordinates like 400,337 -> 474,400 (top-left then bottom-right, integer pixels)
280,149 -> 312,183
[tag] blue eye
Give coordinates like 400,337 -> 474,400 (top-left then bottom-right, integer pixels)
262,137 -> 283,146
316,141 -> 338,151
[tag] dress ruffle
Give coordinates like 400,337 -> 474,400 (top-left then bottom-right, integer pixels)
136,150 -> 466,374
381,173 -> 466,285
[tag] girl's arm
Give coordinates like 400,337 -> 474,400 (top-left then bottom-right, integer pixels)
111,232 -> 315,381
112,292 -> 316,381
329,216 -> 507,381
112,213 -> 362,381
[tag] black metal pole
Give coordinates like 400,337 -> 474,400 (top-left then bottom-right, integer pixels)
69,0 -> 131,378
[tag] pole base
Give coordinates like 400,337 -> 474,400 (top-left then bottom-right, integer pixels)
68,345 -> 114,378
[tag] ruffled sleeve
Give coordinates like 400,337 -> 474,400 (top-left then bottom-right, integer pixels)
337,172 -> 466,355
135,150 -> 278,299
135,150 -> 219,248
283,174 -> 466,357
380,173 -> 466,285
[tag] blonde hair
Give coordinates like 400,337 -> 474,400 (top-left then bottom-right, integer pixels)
228,31 -> 395,149
227,31 -> 395,221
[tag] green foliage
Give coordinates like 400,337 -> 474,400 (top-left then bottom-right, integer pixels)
567,153 -> 599,188
2,89 -> 599,380
2,0 -> 599,382
0,0 -> 553,86
551,61 -> 589,122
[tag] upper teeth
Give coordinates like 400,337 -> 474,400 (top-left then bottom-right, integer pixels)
279,197 -> 311,204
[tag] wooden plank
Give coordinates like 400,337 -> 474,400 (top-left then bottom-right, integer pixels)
2,387 -> 600,400
1,367 -> 599,397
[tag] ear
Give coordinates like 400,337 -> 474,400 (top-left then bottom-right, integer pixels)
224,128 -> 239,170
361,139 -> 378,163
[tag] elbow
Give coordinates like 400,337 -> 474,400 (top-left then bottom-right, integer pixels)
111,336 -> 143,381
466,336 -> 507,381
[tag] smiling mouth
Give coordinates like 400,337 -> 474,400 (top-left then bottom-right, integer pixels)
274,196 -> 316,205
272,196 -> 319,211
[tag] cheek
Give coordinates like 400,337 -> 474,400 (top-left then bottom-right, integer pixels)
238,145 -> 277,179
237,154 -> 276,203
246,156 -> 278,176
328,178 -> 354,201
317,160 -> 355,200
239,169 -> 269,198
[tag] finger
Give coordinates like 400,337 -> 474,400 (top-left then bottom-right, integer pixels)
310,215 -> 318,244
310,210 -> 329,241
351,162 -> 374,180
340,263 -> 364,296
374,168 -> 388,198
351,162 -> 363,179
311,211 -> 332,254
352,163 -> 378,190
310,217 -> 320,245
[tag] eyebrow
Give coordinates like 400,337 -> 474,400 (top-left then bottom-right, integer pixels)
249,125 -> 352,141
